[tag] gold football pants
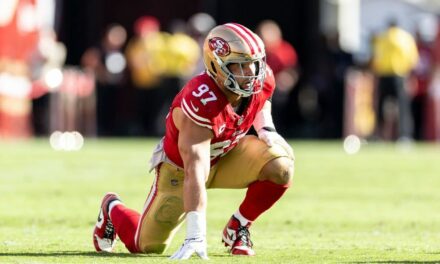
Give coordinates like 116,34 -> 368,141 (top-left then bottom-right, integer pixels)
135,135 -> 291,253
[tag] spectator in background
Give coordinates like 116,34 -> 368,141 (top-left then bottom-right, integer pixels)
30,29 -> 67,136
371,19 -> 419,141
408,29 -> 433,140
125,16 -> 162,89
125,16 -> 200,136
426,21 -> 440,141
186,12 -> 217,78
319,31 -> 354,138
166,18 -> 201,80
81,24 -> 128,136
158,18 -> 200,135
125,16 -> 167,136
0,0 -> 40,139
256,20 -> 299,134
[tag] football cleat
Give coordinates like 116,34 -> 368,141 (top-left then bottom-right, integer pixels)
222,215 -> 255,256
93,192 -> 120,252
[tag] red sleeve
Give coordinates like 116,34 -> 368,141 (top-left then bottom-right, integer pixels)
180,78 -> 222,136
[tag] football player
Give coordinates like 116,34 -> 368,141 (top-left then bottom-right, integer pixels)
93,23 -> 295,259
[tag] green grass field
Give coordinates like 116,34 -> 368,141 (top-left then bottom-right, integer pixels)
1,139 -> 440,263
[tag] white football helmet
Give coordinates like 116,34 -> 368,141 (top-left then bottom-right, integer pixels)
203,23 -> 266,97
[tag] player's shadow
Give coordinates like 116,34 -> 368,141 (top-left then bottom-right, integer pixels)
0,251 -> 167,258
351,261 -> 440,263
0,251 -> 232,258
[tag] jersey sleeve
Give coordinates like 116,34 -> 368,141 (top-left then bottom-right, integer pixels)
180,79 -> 220,133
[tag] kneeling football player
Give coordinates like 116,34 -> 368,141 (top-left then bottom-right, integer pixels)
92,22 -> 295,259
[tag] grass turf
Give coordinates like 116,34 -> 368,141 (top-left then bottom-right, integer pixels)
1,139 -> 440,263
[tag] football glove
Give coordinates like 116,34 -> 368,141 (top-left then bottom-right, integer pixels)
258,128 -> 294,160
169,237 -> 208,260
170,211 -> 208,260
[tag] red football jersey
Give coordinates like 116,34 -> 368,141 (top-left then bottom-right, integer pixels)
163,67 -> 276,168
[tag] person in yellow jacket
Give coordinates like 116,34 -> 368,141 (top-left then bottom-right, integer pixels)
125,16 -> 200,136
371,19 -> 419,141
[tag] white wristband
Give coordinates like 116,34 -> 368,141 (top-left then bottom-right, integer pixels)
186,211 -> 206,239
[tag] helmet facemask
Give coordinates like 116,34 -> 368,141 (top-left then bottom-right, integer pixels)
212,52 -> 266,97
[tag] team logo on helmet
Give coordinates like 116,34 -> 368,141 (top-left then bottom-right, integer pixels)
208,37 -> 231,57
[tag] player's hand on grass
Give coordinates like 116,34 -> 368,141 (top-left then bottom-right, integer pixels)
169,237 -> 208,260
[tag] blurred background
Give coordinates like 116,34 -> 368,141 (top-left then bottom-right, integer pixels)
1,0 -> 440,145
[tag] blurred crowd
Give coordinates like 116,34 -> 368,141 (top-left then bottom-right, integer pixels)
1,1 -> 440,142
366,18 -> 440,142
